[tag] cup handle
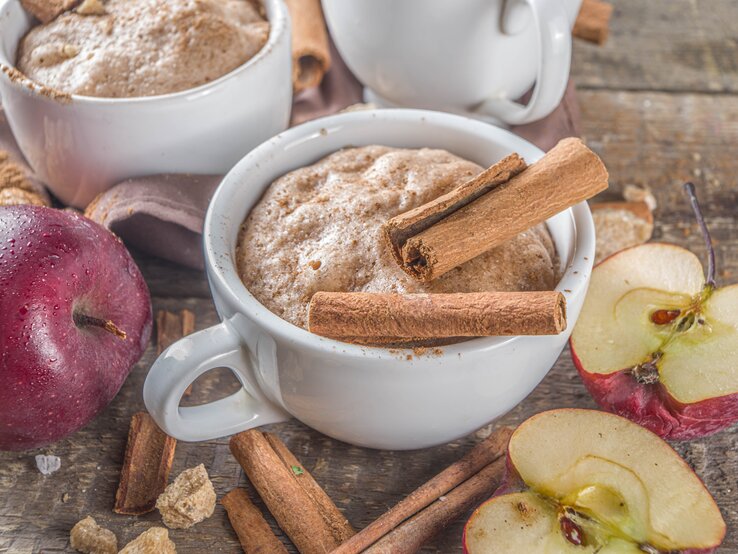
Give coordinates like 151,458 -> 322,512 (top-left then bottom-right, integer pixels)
143,319 -> 290,441
477,0 -> 571,125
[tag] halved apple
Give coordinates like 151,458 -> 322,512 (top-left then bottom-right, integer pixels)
571,183 -> 738,440
463,409 -> 725,553
570,242 -> 738,439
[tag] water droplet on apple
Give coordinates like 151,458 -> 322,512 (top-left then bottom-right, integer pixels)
18,305 -> 28,315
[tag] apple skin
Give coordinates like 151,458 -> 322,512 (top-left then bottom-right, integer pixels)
463,442 -> 721,554
572,348 -> 738,441
0,206 -> 152,451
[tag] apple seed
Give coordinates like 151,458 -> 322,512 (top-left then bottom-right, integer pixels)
650,309 -> 681,325
559,512 -> 586,546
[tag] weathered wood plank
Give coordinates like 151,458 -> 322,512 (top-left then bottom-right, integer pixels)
572,0 -> 738,93
581,89 -> 738,220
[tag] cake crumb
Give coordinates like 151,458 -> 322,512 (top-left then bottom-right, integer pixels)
119,527 -> 175,554
76,0 -> 106,15
156,464 -> 216,529
623,185 -> 657,211
70,516 -> 117,554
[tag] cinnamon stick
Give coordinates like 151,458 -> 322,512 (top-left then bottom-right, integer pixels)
573,0 -> 614,45
308,291 -> 567,341
114,412 -> 177,515
384,153 -> 527,274
222,488 -> 289,554
264,433 -> 355,544
229,430 -> 354,554
365,458 -> 506,554
20,0 -> 80,23
156,309 -> 196,354
333,427 -> 513,554
156,309 -> 196,396
385,138 -> 608,282
285,0 -> 332,92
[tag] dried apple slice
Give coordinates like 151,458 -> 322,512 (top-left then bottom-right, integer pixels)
463,409 -> 725,553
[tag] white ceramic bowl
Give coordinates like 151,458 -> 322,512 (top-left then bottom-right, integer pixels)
0,0 -> 292,208
144,109 -> 595,450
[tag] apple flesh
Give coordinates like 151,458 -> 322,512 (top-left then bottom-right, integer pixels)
463,409 -> 725,553
0,206 -> 152,451
570,243 -> 738,440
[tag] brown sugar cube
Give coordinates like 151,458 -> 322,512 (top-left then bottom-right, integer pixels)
156,464 -> 216,529
69,516 -> 117,554
119,528 -> 176,554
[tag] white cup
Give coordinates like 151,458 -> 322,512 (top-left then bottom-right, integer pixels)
144,109 -> 595,450
322,0 -> 582,125
0,0 -> 293,208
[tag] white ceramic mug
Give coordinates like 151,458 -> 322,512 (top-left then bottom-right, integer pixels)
144,109 -> 595,450
0,0 -> 292,208
322,0 -> 582,125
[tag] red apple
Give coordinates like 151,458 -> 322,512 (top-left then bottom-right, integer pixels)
571,184 -> 738,440
0,206 -> 152,451
463,409 -> 726,553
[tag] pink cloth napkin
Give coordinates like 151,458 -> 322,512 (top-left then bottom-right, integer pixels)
3,44 -> 580,270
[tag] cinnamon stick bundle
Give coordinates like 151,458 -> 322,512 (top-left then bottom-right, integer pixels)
573,0 -> 614,45
384,138 -> 608,282
308,291 -> 567,341
333,427 -> 513,554
229,430 -> 354,554
285,0 -> 332,92
113,412 -> 177,515
366,458 -> 506,554
222,488 -> 289,554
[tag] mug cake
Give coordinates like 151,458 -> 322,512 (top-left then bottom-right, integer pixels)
17,0 -> 269,97
236,145 -> 559,334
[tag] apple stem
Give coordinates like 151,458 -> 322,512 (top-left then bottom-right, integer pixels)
684,182 -> 716,288
73,312 -> 127,340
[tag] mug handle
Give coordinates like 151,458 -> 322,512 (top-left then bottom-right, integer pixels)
143,319 -> 290,441
477,0 -> 572,125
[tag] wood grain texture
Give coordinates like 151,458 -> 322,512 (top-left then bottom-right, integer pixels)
4,3 -> 738,551
572,0 -> 738,93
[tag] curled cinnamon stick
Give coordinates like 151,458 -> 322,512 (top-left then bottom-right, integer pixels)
333,427 -> 513,554
229,430 -> 354,554
308,291 -> 567,341
285,0 -> 332,92
573,0 -> 614,45
385,138 -> 608,282
114,412 -> 177,515
222,488 -> 289,554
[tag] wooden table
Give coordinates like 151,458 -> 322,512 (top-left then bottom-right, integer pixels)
2,1 -> 738,551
